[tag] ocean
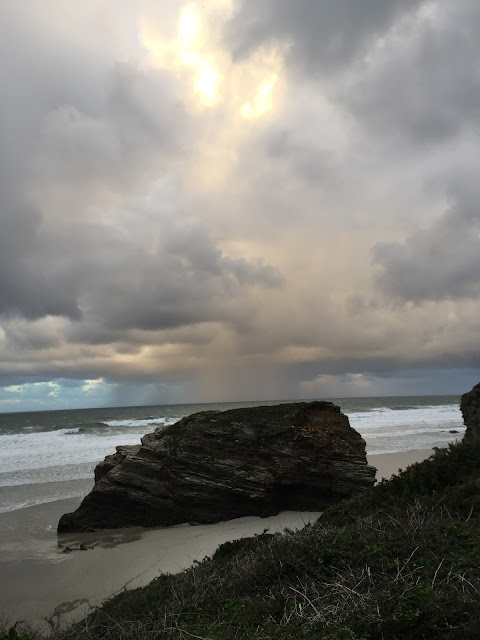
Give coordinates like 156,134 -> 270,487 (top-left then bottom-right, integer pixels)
0,395 -> 465,516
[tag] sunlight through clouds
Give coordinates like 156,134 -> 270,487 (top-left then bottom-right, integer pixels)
139,2 -> 222,107
138,0 -> 286,190
241,74 -> 277,119
82,377 -> 104,392
139,0 -> 284,116
178,3 -> 220,104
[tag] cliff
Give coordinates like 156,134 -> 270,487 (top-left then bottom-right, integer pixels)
461,381 -> 480,440
58,401 -> 376,532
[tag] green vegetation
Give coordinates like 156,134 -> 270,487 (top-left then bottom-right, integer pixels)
6,440 -> 480,639
0,626 -> 37,640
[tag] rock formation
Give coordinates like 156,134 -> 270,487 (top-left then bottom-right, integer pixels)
461,382 -> 480,441
58,401 -> 376,532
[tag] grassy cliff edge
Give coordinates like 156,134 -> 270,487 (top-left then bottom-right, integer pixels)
4,439 -> 480,640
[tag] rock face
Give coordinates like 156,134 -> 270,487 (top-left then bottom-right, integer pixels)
461,382 -> 480,441
58,401 -> 376,532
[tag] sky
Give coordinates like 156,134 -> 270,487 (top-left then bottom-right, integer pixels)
1,0 -> 480,411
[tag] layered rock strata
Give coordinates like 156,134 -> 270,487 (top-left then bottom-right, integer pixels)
58,401 -> 376,532
461,382 -> 480,441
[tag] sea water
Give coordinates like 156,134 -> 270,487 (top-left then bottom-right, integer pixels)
0,396 -> 465,514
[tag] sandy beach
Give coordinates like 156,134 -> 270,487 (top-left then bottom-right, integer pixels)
367,448 -> 433,481
0,500 -> 321,630
0,448 -> 434,631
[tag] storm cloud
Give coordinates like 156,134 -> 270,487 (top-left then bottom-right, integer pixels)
1,0 -> 480,409
374,181 -> 480,302
226,0 -> 424,74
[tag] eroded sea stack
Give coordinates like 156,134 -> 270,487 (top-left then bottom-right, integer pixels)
461,382 -> 480,441
58,401 -> 376,532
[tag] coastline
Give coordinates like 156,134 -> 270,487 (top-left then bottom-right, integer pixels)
0,447 -> 433,630
0,501 -> 321,630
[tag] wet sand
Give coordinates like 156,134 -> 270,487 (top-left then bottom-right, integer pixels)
0,448 -> 434,631
0,501 -> 321,630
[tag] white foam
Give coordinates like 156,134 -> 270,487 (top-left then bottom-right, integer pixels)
0,488 -> 87,514
346,404 -> 463,432
345,403 -> 464,454
0,416 -> 183,487
103,417 -> 179,428
0,462 -> 95,487
0,430 -> 144,478
365,426 -> 465,440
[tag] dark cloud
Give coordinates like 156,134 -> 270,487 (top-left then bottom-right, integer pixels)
265,129 -> 334,185
226,0 -> 424,73
346,1 -> 480,145
373,183 -> 480,302
74,223 -> 283,335
0,199 -> 80,319
0,5 -> 279,335
165,226 -> 282,288
35,63 -> 191,193
0,375 -> 60,388
2,317 -> 62,350
0,2 -> 195,323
